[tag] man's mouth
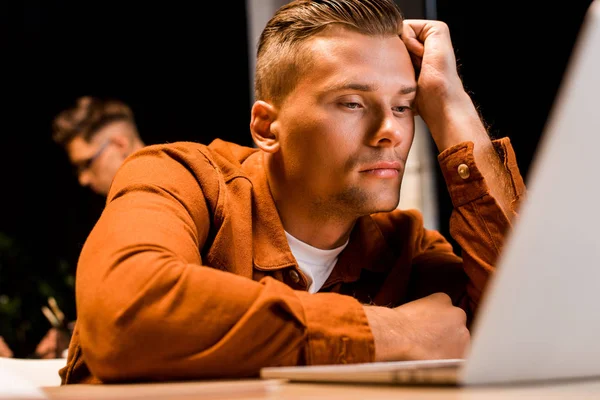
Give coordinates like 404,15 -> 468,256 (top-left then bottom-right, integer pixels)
359,161 -> 402,178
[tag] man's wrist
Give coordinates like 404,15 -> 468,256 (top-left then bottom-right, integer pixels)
423,90 -> 490,153
363,305 -> 408,362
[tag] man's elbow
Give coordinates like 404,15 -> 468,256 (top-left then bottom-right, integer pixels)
77,301 -> 158,382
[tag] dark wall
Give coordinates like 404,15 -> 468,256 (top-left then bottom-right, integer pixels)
434,0 -> 594,249
2,1 -> 251,356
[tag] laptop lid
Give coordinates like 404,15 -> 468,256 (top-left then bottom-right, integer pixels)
460,0 -> 600,385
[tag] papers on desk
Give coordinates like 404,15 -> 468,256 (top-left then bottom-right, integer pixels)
0,357 -> 64,387
0,359 -> 46,399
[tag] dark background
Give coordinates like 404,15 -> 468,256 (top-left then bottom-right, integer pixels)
0,0 -> 594,356
2,0 -> 253,357
434,0 -> 594,249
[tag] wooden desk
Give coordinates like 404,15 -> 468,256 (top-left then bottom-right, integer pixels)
42,378 -> 600,399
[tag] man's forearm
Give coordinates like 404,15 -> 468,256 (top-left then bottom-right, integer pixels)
426,90 -> 515,216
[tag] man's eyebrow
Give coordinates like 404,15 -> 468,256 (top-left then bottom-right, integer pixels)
398,85 -> 417,95
323,81 -> 416,95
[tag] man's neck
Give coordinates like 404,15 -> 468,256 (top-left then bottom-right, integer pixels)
266,171 -> 355,250
276,200 -> 356,250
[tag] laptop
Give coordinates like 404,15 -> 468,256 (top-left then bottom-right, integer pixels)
261,0 -> 600,386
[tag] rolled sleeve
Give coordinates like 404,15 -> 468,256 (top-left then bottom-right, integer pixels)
438,137 -> 525,211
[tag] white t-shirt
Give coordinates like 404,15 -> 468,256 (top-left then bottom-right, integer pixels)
284,230 -> 349,293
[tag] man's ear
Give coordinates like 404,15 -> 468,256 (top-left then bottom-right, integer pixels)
250,100 -> 280,154
110,134 -> 132,157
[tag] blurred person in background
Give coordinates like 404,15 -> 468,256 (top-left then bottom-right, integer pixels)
0,96 -> 147,360
52,96 -> 146,197
38,96 -> 147,358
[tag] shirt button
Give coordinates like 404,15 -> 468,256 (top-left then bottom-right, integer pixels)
457,163 -> 470,179
289,269 -> 300,283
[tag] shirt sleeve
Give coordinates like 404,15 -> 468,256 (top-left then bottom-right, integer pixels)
409,137 -> 526,319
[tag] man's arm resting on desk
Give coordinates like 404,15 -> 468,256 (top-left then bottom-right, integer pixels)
71,146 -> 375,383
402,19 -> 526,313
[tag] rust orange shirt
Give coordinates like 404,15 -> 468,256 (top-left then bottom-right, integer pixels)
60,138 -> 525,384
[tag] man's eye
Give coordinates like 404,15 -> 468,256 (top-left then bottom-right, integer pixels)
344,102 -> 362,109
394,106 -> 409,113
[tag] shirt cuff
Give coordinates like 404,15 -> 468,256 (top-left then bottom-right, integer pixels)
437,137 -> 524,210
295,291 -> 375,365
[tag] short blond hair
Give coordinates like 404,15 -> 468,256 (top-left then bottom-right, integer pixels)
255,0 -> 404,105
52,96 -> 138,147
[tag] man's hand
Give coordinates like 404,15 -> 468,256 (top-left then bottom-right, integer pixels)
0,336 -> 13,358
34,328 -> 70,359
363,293 -> 470,361
401,19 -> 470,141
401,19 -> 514,214
401,19 -> 463,95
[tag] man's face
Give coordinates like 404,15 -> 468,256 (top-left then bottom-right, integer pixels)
66,123 -> 128,196
273,27 -> 417,217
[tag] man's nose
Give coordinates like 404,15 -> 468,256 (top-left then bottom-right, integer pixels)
78,170 -> 92,187
368,110 -> 405,148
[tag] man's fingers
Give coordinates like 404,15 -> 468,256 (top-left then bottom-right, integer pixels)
403,19 -> 452,45
404,37 -> 425,58
428,292 -> 453,304
401,22 -> 425,57
402,19 -> 430,40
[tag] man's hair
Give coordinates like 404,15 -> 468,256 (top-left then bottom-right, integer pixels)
255,0 -> 404,105
52,96 -> 138,147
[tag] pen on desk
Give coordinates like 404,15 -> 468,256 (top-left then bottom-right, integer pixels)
34,298 -> 73,360
48,296 -> 65,325
41,305 -> 61,328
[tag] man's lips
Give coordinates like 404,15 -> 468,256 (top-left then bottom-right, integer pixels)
359,161 -> 403,178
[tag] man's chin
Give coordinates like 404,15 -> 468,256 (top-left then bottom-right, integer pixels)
361,198 -> 401,215
335,187 -> 400,215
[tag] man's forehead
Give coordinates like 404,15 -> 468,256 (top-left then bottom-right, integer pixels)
297,34 -> 415,94
66,136 -> 97,163
95,120 -> 132,136
66,121 -> 129,161
302,28 -> 410,72
306,24 -> 404,52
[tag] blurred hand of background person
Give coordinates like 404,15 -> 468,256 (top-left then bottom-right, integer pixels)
0,336 -> 13,358
32,326 -> 73,359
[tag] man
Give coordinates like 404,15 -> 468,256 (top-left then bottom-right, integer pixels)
0,97 -> 146,360
29,97 -> 146,359
60,0 -> 525,384
52,96 -> 146,196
